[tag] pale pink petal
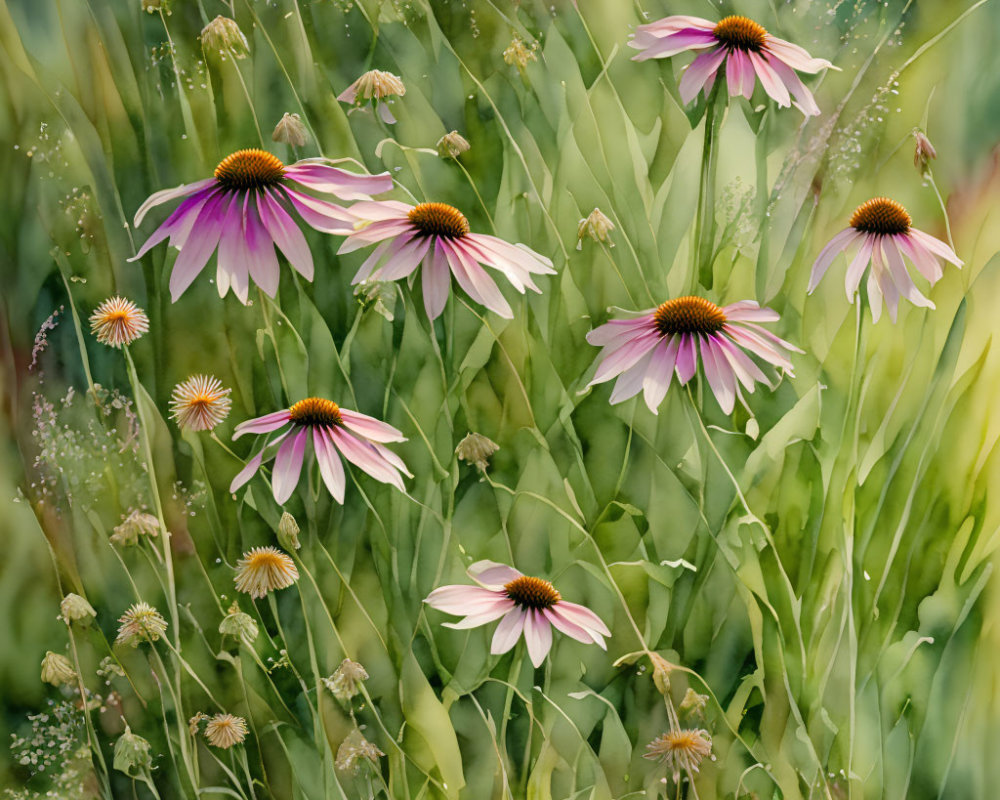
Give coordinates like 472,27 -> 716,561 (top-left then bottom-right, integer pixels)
377,103 -> 397,125
845,234 -> 877,299
542,606 -> 595,644
338,409 -> 406,443
426,584 -> 506,613
767,57 -> 820,116
609,350 -> 655,404
233,411 -> 292,439
490,608 -> 526,655
896,233 -> 943,284
441,239 -> 513,318
634,16 -> 716,37
283,163 -> 393,200
468,561 -> 523,589
272,429 -> 308,504
129,188 -> 218,261
553,600 -> 610,642
589,329 -> 661,385
882,237 -> 934,309
421,240 -> 452,319
908,228 -> 963,266
229,450 -> 266,494
330,428 -> 405,490
764,36 -> 835,73
283,188 -> 354,234
341,200 -> 413,223
642,337 -> 680,413
867,260 -> 885,323
808,228 -> 861,292
352,240 -> 395,283
523,610 -> 553,667
700,336 -> 736,413
714,335 -> 769,392
631,29 -> 718,60
373,235 -> 430,281
216,193 -> 250,303
169,193 -> 230,301
369,442 -> 412,477
442,599 -> 518,629
258,190 -> 314,280
337,84 -> 359,103
314,427 -> 346,504
133,178 -> 217,227
586,315 -> 657,346
244,195 -> 281,297
726,49 -> 755,99
674,334 -> 698,383
748,51 -> 790,107
723,325 -> 795,372
679,47 -> 727,104
721,300 -> 781,322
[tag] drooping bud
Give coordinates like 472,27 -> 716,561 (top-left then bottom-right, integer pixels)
200,16 -> 249,60
335,728 -> 385,774
272,113 -> 308,147
323,658 -> 369,701
59,593 -> 97,625
649,652 -> 674,695
110,510 -> 161,547
41,651 -> 76,687
437,131 -> 471,159
679,687 -> 708,718
576,208 -> 615,250
277,511 -> 301,551
913,128 -> 937,176
219,601 -> 259,645
455,432 -> 499,471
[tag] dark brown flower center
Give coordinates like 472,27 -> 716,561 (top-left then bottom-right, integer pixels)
408,202 -> 470,239
653,297 -> 727,336
214,149 -> 286,191
288,397 -> 342,427
849,197 -> 911,235
713,16 -> 767,52
504,576 -> 561,610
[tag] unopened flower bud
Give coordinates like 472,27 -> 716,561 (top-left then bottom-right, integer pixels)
111,510 -> 161,547
455,432 -> 499,471
649,652 -> 674,695
323,658 -> 369,701
437,131 -> 471,159
113,725 -> 153,778
41,652 -> 76,687
576,208 -> 615,250
277,511 -> 301,550
913,128 -> 937,175
272,113 -> 308,147
679,687 -> 708,718
219,601 -> 259,645
200,16 -> 249,60
335,728 -> 384,774
60,593 -> 97,624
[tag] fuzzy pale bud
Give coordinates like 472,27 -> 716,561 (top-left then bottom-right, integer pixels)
437,131 -> 471,159
277,511 -> 301,551
200,16 -> 249,60
455,432 -> 499,471
272,113 -> 308,147
41,652 -> 76,687
913,129 -> 937,176
323,658 -> 369,701
219,602 -> 259,645
59,593 -> 97,624
577,208 -> 615,250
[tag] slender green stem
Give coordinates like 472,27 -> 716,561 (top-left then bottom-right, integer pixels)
693,83 -> 722,290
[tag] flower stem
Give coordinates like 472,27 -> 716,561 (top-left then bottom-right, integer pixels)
693,83 -> 723,290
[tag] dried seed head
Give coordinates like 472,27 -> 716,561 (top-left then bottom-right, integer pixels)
455,432 -> 500,471
713,15 -> 767,52
324,658 -> 370,701
234,546 -> 299,599
90,297 -> 149,349
335,728 -> 385,774
115,602 -> 168,647
643,728 -> 713,782
200,16 -> 249,59
204,714 -> 248,749
272,112 -> 309,147
437,131 -> 471,159
59,593 -> 97,624
219,601 -> 259,645
352,70 -> 406,100
278,511 -> 301,550
41,652 -> 76,687
503,35 -> 538,69
111,510 -> 161,547
577,208 -> 616,250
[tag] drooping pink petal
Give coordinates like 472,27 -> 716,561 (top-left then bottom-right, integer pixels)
377,103 -> 398,125
726,49 -> 755,99
700,336 -> 737,413
609,350 -> 654,405
352,240 -> 395,284
586,315 -> 657,346
490,607 -> 527,655
440,239 -> 514,318
674,334 -> 698,383
329,428 -> 406,490
896,233 -> 943,284
882,237 -> 934,309
169,192 -> 230,301
272,429 -> 308,504
767,57 -> 821,116
765,36 -> 835,74
908,228 -> 963,266
844,234 -> 877,299
369,441 -> 412,477
748,51 -> 790,107
372,235 -> 430,281
258,190 -> 314,280
722,300 -> 780,322
337,84 -> 359,103
314,427 -> 346,504
678,47 -> 728,104
283,187 -> 355,234
229,450 -> 266,494
338,409 -> 406,443
129,188 -> 218,261
714,335 -> 769,392
542,606 -> 596,644
216,192 -> 251,303
425,584 -> 507,613
442,599 -> 517,629
724,325 -> 795,372
340,200 -> 414,224
523,610 -> 553,667
133,178 -> 217,227
283,163 -> 393,200
243,195 -> 281,297
589,329 -> 661,385
421,240 -> 452,319
556,601 -> 611,637
642,337 -> 680,413
867,259 -> 885,323
233,411 -> 292,439
631,28 -> 718,60
633,15 -> 716,38
808,227 -> 861,292
468,561 -> 523,589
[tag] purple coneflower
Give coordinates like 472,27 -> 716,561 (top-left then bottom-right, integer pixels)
425,560 -> 610,668
230,398 -> 410,505
130,149 -> 393,302
586,297 -> 801,414
339,200 -> 555,319
629,14 -> 834,115
808,197 -> 962,322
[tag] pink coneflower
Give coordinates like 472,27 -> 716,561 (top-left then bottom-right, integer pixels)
339,200 -> 555,319
229,397 -> 411,505
424,560 -> 610,668
586,297 -> 801,414
808,197 -> 963,322
629,14 -> 834,115
129,149 -> 393,303
90,297 -> 149,348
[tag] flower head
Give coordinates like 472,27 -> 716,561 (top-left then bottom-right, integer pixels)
204,714 -> 248,749
272,112 -> 308,147
629,14 -> 835,116
586,297 -> 802,414
41,652 -> 76,687
323,658 -> 369,701
643,729 -> 713,782
337,70 -> 405,124
59,593 -> 97,625
234,546 -> 299,600
913,129 -> 937,175
229,398 -> 411,505
455,432 -> 499,471
110,510 -> 161,547
577,208 -> 615,250
339,200 -> 555,320
115,602 -> 168,647
90,297 -> 149,348
808,196 -> 962,322
437,130 -> 471,159
335,728 -> 384,775
169,374 -> 232,432
425,560 -> 610,668
219,601 -> 259,644
503,35 -> 538,70
129,150 -> 393,303
200,16 -> 248,60
277,511 -> 301,550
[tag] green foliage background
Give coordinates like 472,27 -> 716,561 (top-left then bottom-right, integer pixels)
2,0 -> 1000,797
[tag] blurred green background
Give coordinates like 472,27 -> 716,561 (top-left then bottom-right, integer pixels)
2,0 -> 1000,797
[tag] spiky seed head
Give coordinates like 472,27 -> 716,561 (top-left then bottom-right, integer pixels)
335,728 -> 385,774
115,602 -> 168,647
204,714 -> 248,749
234,547 -> 299,599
